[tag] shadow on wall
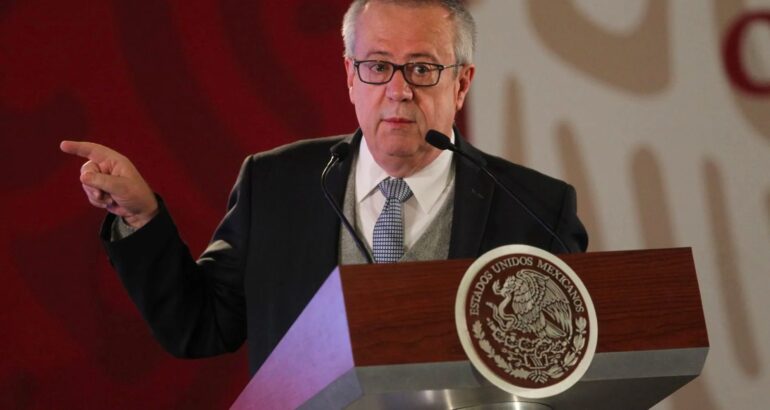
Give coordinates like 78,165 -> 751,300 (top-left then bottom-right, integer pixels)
630,147 -> 676,249
765,191 -> 770,236
702,159 -> 761,377
555,122 -> 605,252
504,77 -> 526,167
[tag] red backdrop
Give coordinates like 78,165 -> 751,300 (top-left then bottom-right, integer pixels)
1,0 -> 365,408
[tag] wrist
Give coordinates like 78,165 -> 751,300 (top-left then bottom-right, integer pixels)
123,198 -> 159,229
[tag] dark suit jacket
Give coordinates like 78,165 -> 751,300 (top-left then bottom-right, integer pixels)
101,129 -> 587,375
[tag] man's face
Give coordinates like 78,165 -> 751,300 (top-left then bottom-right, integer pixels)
344,1 -> 474,177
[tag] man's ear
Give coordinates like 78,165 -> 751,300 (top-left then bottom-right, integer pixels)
344,58 -> 356,104
455,64 -> 475,112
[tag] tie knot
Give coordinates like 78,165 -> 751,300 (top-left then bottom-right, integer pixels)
378,178 -> 412,202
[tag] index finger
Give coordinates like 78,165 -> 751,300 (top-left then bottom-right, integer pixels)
60,140 -> 118,162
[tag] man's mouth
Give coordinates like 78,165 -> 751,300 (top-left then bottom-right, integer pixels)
382,117 -> 415,124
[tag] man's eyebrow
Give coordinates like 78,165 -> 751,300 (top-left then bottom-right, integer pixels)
406,53 -> 439,62
363,51 -> 440,62
365,50 -> 393,59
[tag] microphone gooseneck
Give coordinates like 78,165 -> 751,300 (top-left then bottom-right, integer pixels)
425,129 -> 571,253
321,141 -> 374,264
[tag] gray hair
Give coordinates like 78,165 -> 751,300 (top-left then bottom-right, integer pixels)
341,0 -> 476,65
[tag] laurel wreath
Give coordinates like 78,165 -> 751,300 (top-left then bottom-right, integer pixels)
472,317 -> 587,384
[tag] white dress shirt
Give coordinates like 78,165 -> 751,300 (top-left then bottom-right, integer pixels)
355,133 -> 455,250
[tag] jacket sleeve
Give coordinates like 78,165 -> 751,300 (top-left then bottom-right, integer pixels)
101,157 -> 254,358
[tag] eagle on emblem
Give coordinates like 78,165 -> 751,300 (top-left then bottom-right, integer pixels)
486,268 -> 572,340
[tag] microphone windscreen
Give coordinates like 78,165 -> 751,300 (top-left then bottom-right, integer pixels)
425,129 -> 453,150
330,141 -> 351,160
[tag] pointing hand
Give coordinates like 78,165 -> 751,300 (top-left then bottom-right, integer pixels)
60,141 -> 159,229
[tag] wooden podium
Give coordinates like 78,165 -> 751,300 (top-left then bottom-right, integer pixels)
231,248 -> 708,409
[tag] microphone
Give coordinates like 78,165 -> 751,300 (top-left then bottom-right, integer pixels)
425,129 -> 571,253
321,141 -> 374,264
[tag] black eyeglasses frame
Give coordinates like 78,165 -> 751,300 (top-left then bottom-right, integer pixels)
352,59 -> 463,87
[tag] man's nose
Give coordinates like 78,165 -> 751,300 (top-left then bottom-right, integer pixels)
386,69 -> 414,101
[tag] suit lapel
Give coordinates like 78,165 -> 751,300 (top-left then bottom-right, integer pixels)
448,130 -> 495,259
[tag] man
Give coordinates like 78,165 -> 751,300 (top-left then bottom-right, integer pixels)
60,0 -> 587,375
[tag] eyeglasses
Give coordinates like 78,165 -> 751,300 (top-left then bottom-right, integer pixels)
353,60 -> 462,87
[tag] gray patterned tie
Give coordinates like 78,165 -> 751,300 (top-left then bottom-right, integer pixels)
372,178 -> 413,263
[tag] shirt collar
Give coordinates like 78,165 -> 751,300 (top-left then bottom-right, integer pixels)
356,131 -> 455,214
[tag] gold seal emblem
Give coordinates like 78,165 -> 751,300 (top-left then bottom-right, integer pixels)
456,245 -> 598,398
